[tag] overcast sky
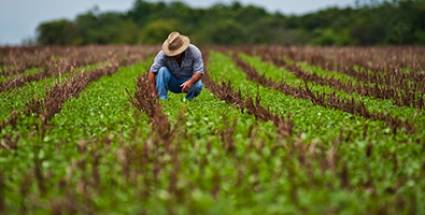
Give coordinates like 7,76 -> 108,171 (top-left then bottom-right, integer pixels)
0,0 -> 355,45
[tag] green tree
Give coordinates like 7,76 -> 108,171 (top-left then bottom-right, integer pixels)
37,19 -> 80,45
202,20 -> 246,44
139,20 -> 182,44
35,0 -> 425,46
312,29 -> 352,46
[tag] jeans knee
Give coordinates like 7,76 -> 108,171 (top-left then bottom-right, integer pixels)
157,67 -> 170,77
193,81 -> 203,92
186,81 -> 203,100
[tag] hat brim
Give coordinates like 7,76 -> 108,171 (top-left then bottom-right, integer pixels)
162,35 -> 190,57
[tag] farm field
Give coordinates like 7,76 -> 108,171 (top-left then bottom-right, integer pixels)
0,46 -> 424,214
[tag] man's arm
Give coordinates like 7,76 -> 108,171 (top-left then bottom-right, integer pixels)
181,72 -> 203,92
148,71 -> 157,97
149,51 -> 165,97
181,46 -> 204,92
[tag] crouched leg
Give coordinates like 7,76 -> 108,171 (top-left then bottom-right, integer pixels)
186,80 -> 203,100
156,67 -> 172,100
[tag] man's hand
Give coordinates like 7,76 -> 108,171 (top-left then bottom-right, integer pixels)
181,72 -> 203,93
180,80 -> 193,93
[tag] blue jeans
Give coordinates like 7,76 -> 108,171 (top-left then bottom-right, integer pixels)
156,67 -> 203,100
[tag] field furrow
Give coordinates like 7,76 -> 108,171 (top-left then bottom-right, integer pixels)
259,51 -> 424,109
0,63 -> 117,132
0,45 -> 423,214
0,64 -> 98,122
0,60 -> 153,214
205,51 -> 424,213
266,47 -> 425,88
232,53 -> 414,133
0,46 -> 115,77
297,61 -> 425,97
0,48 -> 152,132
211,52 -> 400,140
122,54 -> 358,213
0,68 -> 41,83
0,60 -> 103,93
238,53 -> 425,140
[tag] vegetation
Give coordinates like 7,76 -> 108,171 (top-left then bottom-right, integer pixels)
0,46 -> 424,214
35,0 -> 425,46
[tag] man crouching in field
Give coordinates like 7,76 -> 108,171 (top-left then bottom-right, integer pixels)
148,32 -> 204,100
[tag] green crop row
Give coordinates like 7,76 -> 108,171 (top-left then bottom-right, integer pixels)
299,60 -> 425,101
0,60 -> 152,214
0,52 -> 423,214
285,57 -> 416,87
0,64 -> 100,121
1,58 -> 281,214
0,67 -> 41,83
124,88 -> 280,214
207,51 -> 424,214
240,54 -> 425,140
214,52 -> 387,140
296,60 -> 359,85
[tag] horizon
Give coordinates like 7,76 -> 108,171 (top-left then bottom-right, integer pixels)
0,0 -> 355,45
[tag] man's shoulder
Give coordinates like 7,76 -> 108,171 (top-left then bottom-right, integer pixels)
188,44 -> 202,57
155,50 -> 165,58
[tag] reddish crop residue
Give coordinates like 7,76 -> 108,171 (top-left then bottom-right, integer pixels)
0,47 -> 154,132
231,53 -> 415,134
238,46 -> 425,109
132,74 -> 174,143
204,52 -> 293,137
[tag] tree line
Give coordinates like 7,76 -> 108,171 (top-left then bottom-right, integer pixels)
36,0 -> 425,46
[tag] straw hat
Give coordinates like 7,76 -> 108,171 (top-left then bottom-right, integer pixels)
162,32 -> 190,57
